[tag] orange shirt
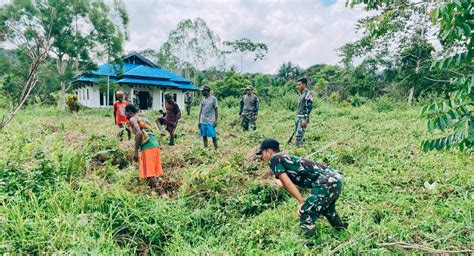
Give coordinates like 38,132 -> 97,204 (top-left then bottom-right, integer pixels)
114,100 -> 129,125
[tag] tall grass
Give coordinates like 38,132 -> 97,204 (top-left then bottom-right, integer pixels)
0,97 -> 472,254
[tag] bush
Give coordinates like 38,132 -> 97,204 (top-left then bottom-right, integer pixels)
372,96 -> 396,112
66,94 -> 80,112
329,91 -> 341,102
351,94 -> 367,107
211,71 -> 251,98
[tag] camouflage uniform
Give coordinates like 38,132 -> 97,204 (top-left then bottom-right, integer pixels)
239,94 -> 259,131
184,91 -> 193,116
295,89 -> 313,148
269,153 -> 346,235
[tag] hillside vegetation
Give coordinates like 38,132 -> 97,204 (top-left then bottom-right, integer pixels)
0,99 -> 472,254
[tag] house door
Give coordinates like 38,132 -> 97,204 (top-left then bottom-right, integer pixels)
137,91 -> 151,110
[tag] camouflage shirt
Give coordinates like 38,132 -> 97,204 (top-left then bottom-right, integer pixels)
269,153 -> 342,188
297,89 -> 313,119
184,91 -> 193,105
239,94 -> 259,115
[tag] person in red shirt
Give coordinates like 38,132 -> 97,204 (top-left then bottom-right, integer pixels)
114,91 -> 131,140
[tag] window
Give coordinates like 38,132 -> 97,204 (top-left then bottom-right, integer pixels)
108,91 -> 114,106
99,90 -> 114,106
100,91 -> 104,106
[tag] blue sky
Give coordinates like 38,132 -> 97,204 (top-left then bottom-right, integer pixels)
123,0 -> 368,73
321,0 -> 337,6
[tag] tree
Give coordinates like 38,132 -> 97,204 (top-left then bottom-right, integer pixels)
0,0 -> 128,128
347,0 -> 473,151
276,62 -> 301,82
0,0 -> 54,128
397,36 -> 435,104
210,71 -> 251,99
223,38 -> 267,73
157,18 -> 222,77
48,0 -> 128,111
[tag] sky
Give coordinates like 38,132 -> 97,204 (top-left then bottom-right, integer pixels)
1,0 -> 370,74
122,0 -> 371,74
123,0 -> 371,74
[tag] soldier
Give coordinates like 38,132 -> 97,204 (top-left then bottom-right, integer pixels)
184,91 -> 193,116
294,77 -> 313,148
198,85 -> 218,149
257,138 -> 348,236
239,85 -> 259,131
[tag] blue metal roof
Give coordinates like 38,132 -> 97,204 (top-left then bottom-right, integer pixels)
90,63 -> 141,76
74,76 -> 101,83
117,78 -> 177,87
158,69 -> 191,83
72,53 -> 198,91
124,66 -> 172,80
177,84 -> 199,90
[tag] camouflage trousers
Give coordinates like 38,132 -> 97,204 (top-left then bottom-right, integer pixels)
185,104 -> 191,116
295,115 -> 306,147
300,170 -> 344,235
241,112 -> 257,131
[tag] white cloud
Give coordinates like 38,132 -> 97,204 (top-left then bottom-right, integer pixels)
122,0 -> 369,74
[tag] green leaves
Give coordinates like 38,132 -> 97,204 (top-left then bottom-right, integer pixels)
420,76 -> 473,151
158,18 -> 222,72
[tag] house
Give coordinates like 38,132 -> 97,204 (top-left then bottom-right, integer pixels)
72,52 -> 199,110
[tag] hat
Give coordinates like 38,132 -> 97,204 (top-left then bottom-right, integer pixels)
256,138 -> 280,155
245,85 -> 253,90
201,85 -> 211,91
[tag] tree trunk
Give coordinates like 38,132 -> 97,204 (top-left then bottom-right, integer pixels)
1,57 -> 43,129
57,56 -> 68,112
407,87 -> 414,105
60,80 -> 66,111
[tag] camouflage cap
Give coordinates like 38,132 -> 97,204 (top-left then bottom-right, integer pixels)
245,85 -> 253,90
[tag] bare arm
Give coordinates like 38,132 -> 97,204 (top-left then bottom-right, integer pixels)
214,107 -> 218,127
198,103 -> 202,123
130,117 -> 142,160
155,118 -> 164,133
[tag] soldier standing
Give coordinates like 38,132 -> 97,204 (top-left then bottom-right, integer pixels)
184,91 -> 193,116
295,77 -> 313,148
239,85 -> 259,131
257,138 -> 348,236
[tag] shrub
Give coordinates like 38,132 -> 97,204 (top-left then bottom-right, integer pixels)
66,94 -> 80,112
372,96 -> 396,112
329,91 -> 341,102
351,94 -> 367,107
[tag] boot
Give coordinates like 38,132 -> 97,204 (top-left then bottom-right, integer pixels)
327,213 -> 348,231
169,134 -> 175,146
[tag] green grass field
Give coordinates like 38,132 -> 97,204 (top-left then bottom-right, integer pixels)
0,99 -> 472,254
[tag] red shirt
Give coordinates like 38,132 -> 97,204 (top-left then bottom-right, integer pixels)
114,100 -> 129,125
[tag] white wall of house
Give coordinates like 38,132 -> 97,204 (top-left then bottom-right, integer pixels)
76,84 -> 190,110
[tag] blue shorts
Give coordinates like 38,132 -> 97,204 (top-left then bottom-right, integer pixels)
199,123 -> 216,137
